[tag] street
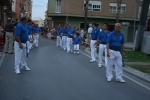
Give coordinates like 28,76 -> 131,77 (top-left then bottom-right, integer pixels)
0,36 -> 150,100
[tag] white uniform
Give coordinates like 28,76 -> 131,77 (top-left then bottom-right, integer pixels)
62,35 -> 67,50
67,37 -> 73,52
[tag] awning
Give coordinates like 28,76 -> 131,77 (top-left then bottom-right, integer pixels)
0,0 -> 11,6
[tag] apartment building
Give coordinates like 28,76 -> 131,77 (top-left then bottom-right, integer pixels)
47,0 -> 146,42
21,0 -> 32,19
0,0 -> 12,25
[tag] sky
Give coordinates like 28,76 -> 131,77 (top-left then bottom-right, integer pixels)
32,0 -> 48,19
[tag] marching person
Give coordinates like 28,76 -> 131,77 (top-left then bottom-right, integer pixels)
67,24 -> 75,53
34,24 -> 41,47
56,25 -> 63,47
62,24 -> 68,50
73,32 -> 81,54
106,23 -> 125,83
4,18 -> 14,54
26,19 -> 33,53
88,23 -> 93,47
96,23 -> 110,68
14,17 -> 30,74
89,23 -> 100,62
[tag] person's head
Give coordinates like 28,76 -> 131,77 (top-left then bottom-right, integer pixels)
65,23 -> 68,27
75,28 -> 79,31
92,23 -> 98,28
75,32 -> 80,37
36,24 -> 38,27
89,23 -> 92,27
27,19 -> 32,25
114,23 -> 121,33
68,24 -> 72,28
7,17 -> 12,22
103,23 -> 109,30
20,17 -> 27,24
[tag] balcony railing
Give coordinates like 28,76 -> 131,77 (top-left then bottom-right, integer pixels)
55,6 -> 61,13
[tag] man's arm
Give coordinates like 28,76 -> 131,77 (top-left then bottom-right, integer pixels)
15,36 -> 23,49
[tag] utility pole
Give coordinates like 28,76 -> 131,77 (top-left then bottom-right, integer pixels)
116,0 -> 122,23
66,0 -> 68,23
84,0 -> 89,29
135,0 -> 150,51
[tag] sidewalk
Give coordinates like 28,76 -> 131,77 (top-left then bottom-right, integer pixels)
84,48 -> 150,83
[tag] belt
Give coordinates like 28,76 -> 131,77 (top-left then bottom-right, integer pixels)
92,39 -> 96,40
15,40 -> 27,44
100,42 -> 106,45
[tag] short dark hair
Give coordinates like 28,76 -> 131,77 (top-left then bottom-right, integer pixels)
93,23 -> 98,27
76,32 -> 80,36
20,17 -> 27,22
27,19 -> 32,22
104,23 -> 109,27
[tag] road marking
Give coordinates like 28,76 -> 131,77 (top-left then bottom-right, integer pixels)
80,50 -> 150,91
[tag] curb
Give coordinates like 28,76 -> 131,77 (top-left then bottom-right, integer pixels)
0,53 -> 5,68
84,48 -> 150,83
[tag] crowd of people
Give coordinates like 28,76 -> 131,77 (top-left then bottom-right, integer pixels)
46,22 -> 125,83
0,17 -> 41,74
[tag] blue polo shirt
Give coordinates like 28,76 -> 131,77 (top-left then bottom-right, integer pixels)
73,36 -> 81,44
56,28 -> 63,35
67,28 -> 75,38
107,31 -> 125,51
32,26 -> 36,33
63,27 -> 68,35
15,22 -> 28,43
97,30 -> 110,44
35,27 -> 40,33
25,24 -> 31,35
91,28 -> 100,40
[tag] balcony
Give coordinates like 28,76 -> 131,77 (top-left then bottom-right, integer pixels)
55,6 -> 61,13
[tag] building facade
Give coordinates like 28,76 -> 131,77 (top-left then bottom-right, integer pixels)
47,0 -> 146,42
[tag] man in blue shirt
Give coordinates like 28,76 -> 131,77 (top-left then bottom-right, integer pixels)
14,17 -> 30,74
66,24 -> 75,53
96,23 -> 110,68
106,23 -> 125,83
62,23 -> 68,50
34,24 -> 41,47
89,23 -> 100,62
26,19 -> 33,53
56,25 -> 63,47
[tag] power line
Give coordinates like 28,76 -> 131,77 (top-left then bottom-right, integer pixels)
35,0 -> 47,5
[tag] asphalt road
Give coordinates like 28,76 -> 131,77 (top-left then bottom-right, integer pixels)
0,36 -> 150,100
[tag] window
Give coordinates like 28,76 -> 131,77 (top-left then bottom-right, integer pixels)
109,3 -> 126,13
83,1 -> 101,12
55,0 -> 61,13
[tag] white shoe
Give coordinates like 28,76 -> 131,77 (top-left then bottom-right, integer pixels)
15,70 -> 21,74
77,52 -> 79,55
90,60 -> 96,63
64,48 -> 66,50
98,64 -> 102,68
107,78 -> 112,82
116,79 -> 125,83
25,67 -> 31,71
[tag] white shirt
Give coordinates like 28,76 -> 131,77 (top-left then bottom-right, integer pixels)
88,27 -> 93,34
100,29 -> 102,32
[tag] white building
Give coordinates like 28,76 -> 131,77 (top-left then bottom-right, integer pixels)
32,17 -> 45,28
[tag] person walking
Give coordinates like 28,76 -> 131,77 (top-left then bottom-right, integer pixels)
14,17 -> 30,74
56,25 -> 63,47
89,23 -> 100,62
35,24 -> 41,47
106,23 -> 125,83
4,18 -> 14,54
73,32 -> 81,54
62,24 -> 68,50
67,24 -> 75,53
96,23 -> 110,68
88,24 -> 93,47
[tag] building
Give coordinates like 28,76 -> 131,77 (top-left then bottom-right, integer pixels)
47,0 -> 146,42
20,0 -> 32,19
0,0 -> 12,25
32,17 -> 45,28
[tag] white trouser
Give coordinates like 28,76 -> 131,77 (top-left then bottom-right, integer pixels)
60,36 -> 62,47
14,41 -> 28,71
106,50 -> 123,80
35,34 -> 39,47
67,37 -> 73,52
74,44 -> 79,50
62,36 -> 67,49
56,36 -> 60,46
90,40 -> 97,61
99,44 -> 107,66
